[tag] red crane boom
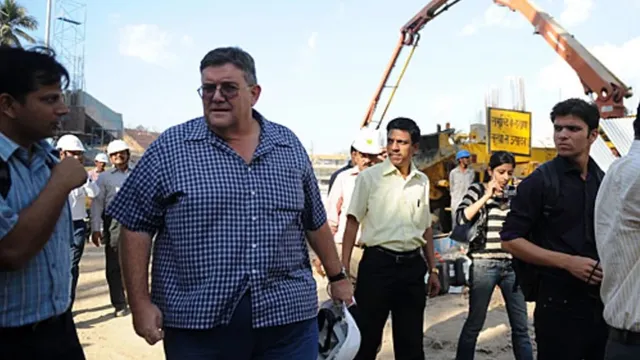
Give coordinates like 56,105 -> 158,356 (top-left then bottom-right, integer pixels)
361,0 -> 633,129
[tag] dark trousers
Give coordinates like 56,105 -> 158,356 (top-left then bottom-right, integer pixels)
354,246 -> 427,360
163,292 -> 318,360
103,215 -> 127,311
70,220 -> 86,307
534,277 -> 608,360
604,328 -> 640,360
0,309 -> 85,360
456,259 -> 533,360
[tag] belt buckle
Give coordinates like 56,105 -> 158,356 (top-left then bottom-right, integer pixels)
395,255 -> 401,264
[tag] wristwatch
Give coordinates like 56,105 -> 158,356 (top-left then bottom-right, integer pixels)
328,268 -> 348,283
430,268 -> 440,275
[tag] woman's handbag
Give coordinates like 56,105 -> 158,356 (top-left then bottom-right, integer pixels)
450,215 -> 482,243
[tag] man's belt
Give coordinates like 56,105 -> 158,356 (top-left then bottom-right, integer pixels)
609,326 -> 640,345
367,246 -> 421,263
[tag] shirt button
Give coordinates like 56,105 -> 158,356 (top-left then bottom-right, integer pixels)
248,167 -> 252,172
252,243 -> 257,248
251,191 -> 256,196
252,269 -> 257,274
252,216 -> 257,221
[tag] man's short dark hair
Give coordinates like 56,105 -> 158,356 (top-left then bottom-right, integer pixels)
200,47 -> 257,86
550,98 -> 600,131
0,46 -> 69,102
386,117 -> 421,144
634,100 -> 639,140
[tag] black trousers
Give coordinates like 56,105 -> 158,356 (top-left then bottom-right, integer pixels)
0,309 -> 85,360
534,277 -> 608,360
605,328 -> 640,360
103,215 -> 127,311
354,247 -> 427,360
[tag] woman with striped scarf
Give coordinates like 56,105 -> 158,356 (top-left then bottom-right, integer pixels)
455,151 -> 533,360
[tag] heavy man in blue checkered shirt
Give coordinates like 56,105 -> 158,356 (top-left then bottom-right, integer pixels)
0,47 -> 87,359
107,46 -> 353,359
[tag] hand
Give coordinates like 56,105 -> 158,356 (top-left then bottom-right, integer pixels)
329,279 -> 354,305
484,179 -> 503,198
564,256 -> 603,284
91,231 -> 102,247
427,272 -> 441,297
131,301 -> 164,345
50,157 -> 88,192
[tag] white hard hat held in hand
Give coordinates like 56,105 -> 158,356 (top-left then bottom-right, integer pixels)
107,139 -> 129,155
317,300 -> 361,360
56,134 -> 86,152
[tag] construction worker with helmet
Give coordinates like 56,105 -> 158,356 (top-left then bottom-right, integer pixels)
326,127 -> 384,279
55,134 -> 100,308
88,152 -> 109,182
90,139 -> 131,317
449,149 -> 475,230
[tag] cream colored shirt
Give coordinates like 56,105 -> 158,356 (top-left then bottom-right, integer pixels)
595,140 -> 640,332
327,166 -> 361,244
347,158 -> 432,252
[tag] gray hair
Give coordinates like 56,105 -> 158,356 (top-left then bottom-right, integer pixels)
199,47 -> 257,86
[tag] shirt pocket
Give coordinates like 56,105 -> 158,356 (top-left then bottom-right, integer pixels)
406,182 -> 429,228
265,168 -> 305,212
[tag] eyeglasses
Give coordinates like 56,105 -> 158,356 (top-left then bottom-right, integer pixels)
197,82 -> 242,99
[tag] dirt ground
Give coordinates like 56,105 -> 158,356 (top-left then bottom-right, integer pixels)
74,246 -> 536,359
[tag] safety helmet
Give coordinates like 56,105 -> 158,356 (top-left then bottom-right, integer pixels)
352,127 -> 384,155
456,149 -> 471,160
106,140 -> 129,155
56,134 -> 86,152
94,153 -> 109,163
317,300 -> 361,360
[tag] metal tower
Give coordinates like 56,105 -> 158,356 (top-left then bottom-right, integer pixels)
51,0 -> 87,96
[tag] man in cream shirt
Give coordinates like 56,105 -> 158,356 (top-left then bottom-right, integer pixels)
327,127 -> 383,278
342,117 -> 441,360
595,104 -> 640,360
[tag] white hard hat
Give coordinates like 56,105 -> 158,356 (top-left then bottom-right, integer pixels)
317,300 -> 361,360
107,139 -> 129,155
352,127 -> 383,155
94,153 -> 109,163
56,134 -> 85,152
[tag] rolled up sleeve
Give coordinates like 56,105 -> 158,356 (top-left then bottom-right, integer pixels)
500,171 -> 543,242
106,140 -> 166,235
0,199 -> 18,241
347,173 -> 370,223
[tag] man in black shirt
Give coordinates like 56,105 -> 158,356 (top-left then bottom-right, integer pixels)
500,98 -> 608,360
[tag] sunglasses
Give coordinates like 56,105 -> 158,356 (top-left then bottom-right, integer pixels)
197,82 -> 245,99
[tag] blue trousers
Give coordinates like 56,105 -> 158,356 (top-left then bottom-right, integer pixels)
163,292 -> 318,360
70,220 -> 86,307
456,258 -> 533,360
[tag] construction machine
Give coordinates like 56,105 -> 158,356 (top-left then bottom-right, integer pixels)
360,0 -> 633,233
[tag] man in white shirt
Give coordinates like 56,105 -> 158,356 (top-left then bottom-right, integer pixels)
327,127 -> 383,279
56,134 -> 100,307
595,103 -> 640,360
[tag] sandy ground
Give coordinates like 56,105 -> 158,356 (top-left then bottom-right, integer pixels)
74,246 -> 536,359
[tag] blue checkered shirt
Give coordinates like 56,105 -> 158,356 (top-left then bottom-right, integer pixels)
0,133 -> 72,327
107,110 -> 327,329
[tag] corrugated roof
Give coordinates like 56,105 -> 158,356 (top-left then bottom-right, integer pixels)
591,135 -> 617,172
600,117 -> 635,156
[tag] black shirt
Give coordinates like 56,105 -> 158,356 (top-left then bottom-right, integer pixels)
501,156 -> 603,281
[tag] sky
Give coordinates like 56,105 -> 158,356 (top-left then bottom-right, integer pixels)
20,0 -> 640,153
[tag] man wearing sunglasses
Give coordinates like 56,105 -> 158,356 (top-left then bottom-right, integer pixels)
107,46 -> 353,359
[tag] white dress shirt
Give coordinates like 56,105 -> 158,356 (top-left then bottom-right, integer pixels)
68,176 -> 100,221
327,166 -> 361,244
595,140 -> 640,332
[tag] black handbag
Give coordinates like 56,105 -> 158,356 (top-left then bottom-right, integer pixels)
450,215 -> 482,243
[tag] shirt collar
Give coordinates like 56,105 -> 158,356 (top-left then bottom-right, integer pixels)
381,157 -> 420,179
185,109 -> 291,148
0,132 -> 56,163
556,155 -> 601,175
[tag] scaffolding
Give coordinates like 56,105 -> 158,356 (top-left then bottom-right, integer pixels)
51,0 -> 87,100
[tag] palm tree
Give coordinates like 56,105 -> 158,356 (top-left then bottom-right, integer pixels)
0,0 -> 38,47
